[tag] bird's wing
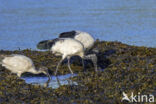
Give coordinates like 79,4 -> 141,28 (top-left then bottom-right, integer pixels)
2,55 -> 32,71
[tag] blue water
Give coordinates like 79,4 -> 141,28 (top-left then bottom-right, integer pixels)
22,74 -> 78,89
0,0 -> 156,50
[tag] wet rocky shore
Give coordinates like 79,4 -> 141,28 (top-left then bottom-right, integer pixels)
0,40 -> 156,104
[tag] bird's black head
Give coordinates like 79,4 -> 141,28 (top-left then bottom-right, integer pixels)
38,66 -> 51,81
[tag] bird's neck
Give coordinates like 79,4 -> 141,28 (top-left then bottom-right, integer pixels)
28,67 -> 41,74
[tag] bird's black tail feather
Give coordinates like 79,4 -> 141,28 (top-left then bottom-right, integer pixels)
59,30 -> 76,38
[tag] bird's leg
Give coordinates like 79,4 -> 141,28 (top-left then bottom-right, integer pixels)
55,59 -> 64,76
82,58 -> 85,71
56,76 -> 61,87
17,72 -> 22,77
44,77 -> 51,87
67,56 -> 74,75
84,54 -> 98,72
45,70 -> 51,87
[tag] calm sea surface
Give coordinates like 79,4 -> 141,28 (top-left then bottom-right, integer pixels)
0,0 -> 156,50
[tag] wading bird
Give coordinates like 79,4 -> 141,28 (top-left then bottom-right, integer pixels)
37,30 -> 98,72
0,54 -> 51,82
38,38 -> 85,76
59,30 -> 98,71
59,31 -> 94,51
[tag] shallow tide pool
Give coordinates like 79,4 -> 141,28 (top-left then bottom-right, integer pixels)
22,74 -> 78,89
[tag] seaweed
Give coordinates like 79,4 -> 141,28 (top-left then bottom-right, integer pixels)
0,41 -> 155,103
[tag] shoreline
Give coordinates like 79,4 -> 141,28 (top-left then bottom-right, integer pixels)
1,40 -> 156,51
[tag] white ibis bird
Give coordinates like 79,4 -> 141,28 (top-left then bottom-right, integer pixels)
58,30 -> 98,71
59,31 -> 94,51
38,38 -> 85,76
0,54 -> 51,81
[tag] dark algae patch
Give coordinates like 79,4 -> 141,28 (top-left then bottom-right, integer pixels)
0,41 -> 156,104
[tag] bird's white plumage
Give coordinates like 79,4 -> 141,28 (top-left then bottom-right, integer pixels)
74,31 -> 94,51
73,31 -> 98,71
50,38 -> 85,75
51,38 -> 84,58
1,54 -> 38,77
58,30 -> 98,72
